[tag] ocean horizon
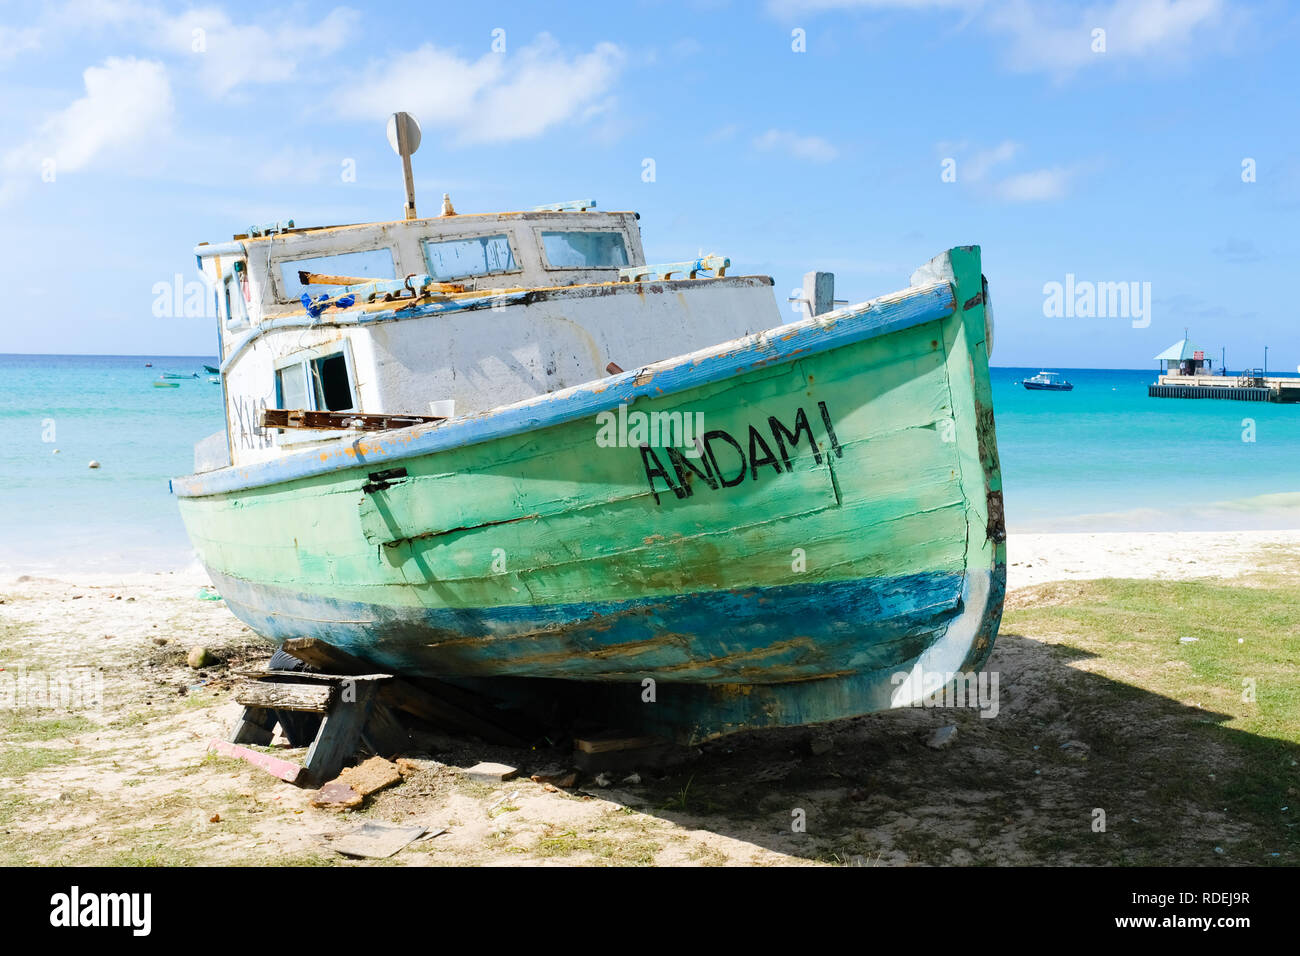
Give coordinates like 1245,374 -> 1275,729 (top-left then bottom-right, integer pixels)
3,353 -> 1299,573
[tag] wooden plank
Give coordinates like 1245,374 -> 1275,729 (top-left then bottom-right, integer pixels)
299,271 -> 465,294
303,682 -> 378,786
260,408 -> 444,432
575,732 -> 663,755
281,637 -> 375,673
208,738 -> 304,784
234,680 -> 335,713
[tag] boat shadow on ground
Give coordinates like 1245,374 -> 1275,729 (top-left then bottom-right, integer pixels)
590,632 -> 1296,866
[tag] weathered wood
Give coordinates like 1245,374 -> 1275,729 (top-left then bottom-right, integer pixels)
299,271 -> 465,294
230,706 -> 274,745
260,408 -> 444,432
234,680 -> 335,713
303,681 -> 378,786
208,738 -> 304,784
803,270 -> 834,317
619,255 -> 729,282
282,637 -> 526,746
359,702 -> 411,757
575,732 -> 663,755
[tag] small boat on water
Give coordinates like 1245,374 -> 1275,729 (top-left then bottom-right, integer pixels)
1022,370 -> 1073,391
204,365 -> 219,374
172,121 -> 1005,743
161,371 -> 197,380
153,380 -> 180,388
208,376 -> 220,384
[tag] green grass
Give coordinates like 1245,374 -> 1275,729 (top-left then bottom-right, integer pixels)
1002,576 -> 1300,862
533,826 -> 662,865
0,745 -> 78,778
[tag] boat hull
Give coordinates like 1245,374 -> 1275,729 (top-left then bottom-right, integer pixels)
174,247 -> 1005,741
1023,382 -> 1073,391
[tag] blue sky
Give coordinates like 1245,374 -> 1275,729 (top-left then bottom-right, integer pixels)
0,0 -> 1297,370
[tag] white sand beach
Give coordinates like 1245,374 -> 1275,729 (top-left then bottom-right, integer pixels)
1006,528 -> 1300,590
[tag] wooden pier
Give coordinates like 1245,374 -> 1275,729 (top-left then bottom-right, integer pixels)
1148,374 -> 1300,404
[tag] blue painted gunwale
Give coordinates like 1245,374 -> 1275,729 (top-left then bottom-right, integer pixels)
173,279 -> 956,499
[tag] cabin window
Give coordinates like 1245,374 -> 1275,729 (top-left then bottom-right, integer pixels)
276,363 -> 310,410
422,234 -> 517,280
278,249 -> 396,301
540,231 -> 628,269
312,353 -> 354,411
224,273 -> 249,327
275,350 -> 356,412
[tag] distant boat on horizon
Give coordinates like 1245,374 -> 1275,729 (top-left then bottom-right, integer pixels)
1023,370 -> 1073,392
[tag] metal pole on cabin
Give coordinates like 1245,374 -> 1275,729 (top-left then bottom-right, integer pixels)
398,123 -> 417,220
387,111 -> 422,221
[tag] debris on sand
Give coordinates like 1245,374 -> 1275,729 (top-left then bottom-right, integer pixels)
530,768 -> 578,788
318,822 -> 427,859
186,646 -> 214,669
335,757 -> 403,797
465,761 -> 519,783
310,782 -> 364,810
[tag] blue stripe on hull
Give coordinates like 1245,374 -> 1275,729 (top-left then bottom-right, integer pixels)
206,569 -> 972,684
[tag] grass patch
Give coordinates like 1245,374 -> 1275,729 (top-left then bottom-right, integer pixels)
0,745 -> 78,778
533,825 -> 662,865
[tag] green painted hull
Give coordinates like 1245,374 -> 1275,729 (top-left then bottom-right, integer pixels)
175,247 -> 1004,741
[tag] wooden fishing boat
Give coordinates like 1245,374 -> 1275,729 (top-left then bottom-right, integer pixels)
174,136 -> 1003,742
161,371 -> 195,380
153,380 -> 180,388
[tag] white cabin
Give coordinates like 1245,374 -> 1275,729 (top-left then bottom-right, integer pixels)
193,204 -> 783,470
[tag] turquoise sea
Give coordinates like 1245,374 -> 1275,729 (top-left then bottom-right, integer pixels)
2,355 -> 1299,572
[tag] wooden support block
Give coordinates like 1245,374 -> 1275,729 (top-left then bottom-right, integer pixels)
208,739 -> 304,784
575,732 -> 663,755
360,702 -> 411,757
303,681 -> 379,787
282,637 -> 525,746
230,706 -> 274,745
234,680 -> 335,713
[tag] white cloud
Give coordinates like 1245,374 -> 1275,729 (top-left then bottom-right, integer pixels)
2,56 -> 173,200
0,25 -> 42,61
768,0 -> 979,12
153,6 -> 359,95
753,129 -> 839,162
994,166 -> 1074,201
767,0 -> 1234,76
988,0 -> 1227,75
942,140 -> 1079,201
962,140 -> 1019,182
50,2 -> 360,95
335,34 -> 624,146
